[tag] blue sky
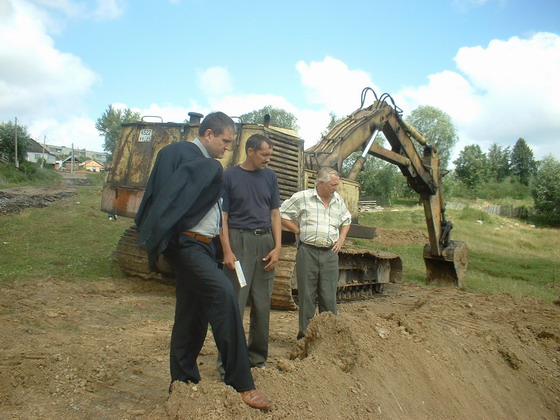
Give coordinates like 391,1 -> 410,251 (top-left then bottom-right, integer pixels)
1,0 -> 559,163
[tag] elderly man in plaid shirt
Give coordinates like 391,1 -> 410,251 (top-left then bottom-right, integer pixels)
280,167 -> 351,340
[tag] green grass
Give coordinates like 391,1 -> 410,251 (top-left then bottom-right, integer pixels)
1,180 -> 558,303
0,161 -> 62,188
356,205 -> 560,302
0,184 -> 128,283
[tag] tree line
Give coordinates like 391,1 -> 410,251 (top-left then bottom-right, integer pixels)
3,103 -> 556,225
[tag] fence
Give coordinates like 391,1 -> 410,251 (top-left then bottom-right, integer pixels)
446,202 -> 529,219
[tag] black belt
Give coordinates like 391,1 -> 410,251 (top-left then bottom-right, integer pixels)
233,228 -> 271,236
301,242 -> 332,251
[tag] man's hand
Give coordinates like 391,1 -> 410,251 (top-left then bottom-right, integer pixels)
332,239 -> 345,254
262,248 -> 280,271
223,250 -> 237,270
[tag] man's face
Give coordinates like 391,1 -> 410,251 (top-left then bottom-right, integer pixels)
203,128 -> 235,159
317,174 -> 340,198
247,142 -> 273,170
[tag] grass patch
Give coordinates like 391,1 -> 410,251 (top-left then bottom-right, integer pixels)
0,161 -> 62,188
356,205 -> 560,302
1,184 -> 558,303
0,184 -> 128,283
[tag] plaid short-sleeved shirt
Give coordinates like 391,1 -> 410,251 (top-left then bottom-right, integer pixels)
280,188 -> 351,248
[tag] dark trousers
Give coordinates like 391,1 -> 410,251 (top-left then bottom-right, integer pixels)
163,235 -> 254,392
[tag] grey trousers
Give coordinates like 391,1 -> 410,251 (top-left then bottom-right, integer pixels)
296,242 -> 339,337
225,228 -> 275,367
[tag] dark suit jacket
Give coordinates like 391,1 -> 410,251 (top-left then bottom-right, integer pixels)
135,141 -> 223,268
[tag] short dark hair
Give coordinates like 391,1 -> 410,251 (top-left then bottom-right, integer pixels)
245,134 -> 273,153
198,112 -> 236,137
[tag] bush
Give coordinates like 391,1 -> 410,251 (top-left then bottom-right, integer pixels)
531,155 -> 560,226
0,162 -> 60,187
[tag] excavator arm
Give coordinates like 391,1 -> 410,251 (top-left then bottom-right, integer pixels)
304,88 -> 468,287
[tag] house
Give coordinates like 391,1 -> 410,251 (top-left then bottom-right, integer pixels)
57,156 -> 82,171
45,144 -> 108,164
26,139 -> 57,166
81,159 -> 104,172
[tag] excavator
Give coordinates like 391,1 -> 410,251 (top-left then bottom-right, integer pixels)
306,88 -> 468,288
100,88 -> 468,310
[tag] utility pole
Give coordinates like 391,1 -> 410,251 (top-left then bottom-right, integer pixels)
71,143 -> 75,174
14,117 -> 19,169
41,135 -> 46,169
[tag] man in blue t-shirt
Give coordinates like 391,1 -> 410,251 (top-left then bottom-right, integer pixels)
220,133 -> 281,369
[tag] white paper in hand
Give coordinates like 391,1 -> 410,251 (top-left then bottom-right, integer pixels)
234,261 -> 247,288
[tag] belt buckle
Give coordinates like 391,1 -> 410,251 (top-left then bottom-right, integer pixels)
254,228 -> 267,235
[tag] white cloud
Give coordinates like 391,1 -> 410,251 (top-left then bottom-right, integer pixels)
210,94 -> 295,119
93,0 -> 126,20
28,0 -> 126,20
0,0 -> 100,147
197,66 -> 234,98
29,116 -> 100,151
397,32 -> 560,161
296,56 -> 378,115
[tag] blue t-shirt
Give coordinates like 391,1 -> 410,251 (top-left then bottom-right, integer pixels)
222,165 -> 280,230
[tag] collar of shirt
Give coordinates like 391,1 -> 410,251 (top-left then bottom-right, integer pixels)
192,137 -> 211,158
312,187 -> 340,207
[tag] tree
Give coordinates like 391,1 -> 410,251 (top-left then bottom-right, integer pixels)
531,155 -> 560,225
487,143 -> 511,182
453,144 -> 489,188
322,112 -> 344,136
95,105 -> 141,158
405,105 -> 458,170
239,106 -> 298,131
510,138 -> 537,186
0,121 -> 32,165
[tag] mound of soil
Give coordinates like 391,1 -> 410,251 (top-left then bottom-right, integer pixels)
0,277 -> 558,419
0,188 -> 76,215
373,227 -> 429,246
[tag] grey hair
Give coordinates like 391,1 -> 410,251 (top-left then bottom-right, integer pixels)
315,167 -> 340,185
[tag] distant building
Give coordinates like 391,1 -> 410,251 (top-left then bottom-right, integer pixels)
81,159 -> 104,172
57,156 -> 83,171
26,139 -> 57,166
45,144 -> 108,164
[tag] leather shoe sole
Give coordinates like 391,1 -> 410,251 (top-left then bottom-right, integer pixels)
240,389 -> 273,410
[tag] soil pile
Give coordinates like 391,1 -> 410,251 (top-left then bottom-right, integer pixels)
0,188 -> 76,215
1,277 -> 558,420
374,227 -> 428,245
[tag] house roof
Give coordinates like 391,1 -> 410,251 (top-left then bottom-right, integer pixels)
61,155 -> 82,163
27,138 -> 46,153
27,139 -> 57,157
82,160 -> 104,167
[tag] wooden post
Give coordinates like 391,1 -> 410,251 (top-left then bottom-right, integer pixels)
14,117 -> 19,169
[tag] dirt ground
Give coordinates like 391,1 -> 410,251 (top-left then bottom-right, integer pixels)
1,189 -> 559,420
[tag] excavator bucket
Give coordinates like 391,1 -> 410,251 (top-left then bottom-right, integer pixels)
423,240 -> 469,288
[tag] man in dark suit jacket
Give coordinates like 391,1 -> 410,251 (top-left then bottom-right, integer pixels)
135,112 -> 272,410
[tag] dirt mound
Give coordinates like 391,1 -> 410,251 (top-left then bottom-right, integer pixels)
5,276 -> 555,419
374,227 -> 429,245
160,287 -> 559,419
0,187 -> 76,215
